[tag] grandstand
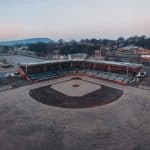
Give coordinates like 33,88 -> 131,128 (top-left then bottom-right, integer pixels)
19,54 -> 143,85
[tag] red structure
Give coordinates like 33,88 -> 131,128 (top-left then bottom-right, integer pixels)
19,59 -> 143,85
134,48 -> 150,55
140,55 -> 150,64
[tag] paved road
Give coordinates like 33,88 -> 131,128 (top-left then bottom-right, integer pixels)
0,76 -> 150,150
0,67 -> 18,73
0,55 -> 46,67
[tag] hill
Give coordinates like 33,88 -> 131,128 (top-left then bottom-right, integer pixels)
0,38 -> 54,46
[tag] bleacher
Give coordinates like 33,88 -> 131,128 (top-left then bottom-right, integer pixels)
75,69 -> 134,85
26,68 -> 134,85
18,58 -> 142,85
27,71 -> 58,81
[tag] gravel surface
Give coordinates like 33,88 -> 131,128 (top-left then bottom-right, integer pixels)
0,75 -> 150,150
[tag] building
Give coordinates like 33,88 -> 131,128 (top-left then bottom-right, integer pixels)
140,55 -> 150,64
19,54 -> 143,85
106,46 -> 150,64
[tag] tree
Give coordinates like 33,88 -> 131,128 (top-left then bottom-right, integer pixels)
28,42 -> 50,56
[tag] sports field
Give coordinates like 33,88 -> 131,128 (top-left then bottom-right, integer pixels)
0,75 -> 150,150
29,77 -> 123,108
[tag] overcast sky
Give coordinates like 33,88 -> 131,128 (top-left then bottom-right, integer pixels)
0,0 -> 150,41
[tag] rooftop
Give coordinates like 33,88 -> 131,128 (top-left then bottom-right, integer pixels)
20,58 -> 143,68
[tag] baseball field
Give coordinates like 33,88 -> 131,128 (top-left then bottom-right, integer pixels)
0,75 -> 150,150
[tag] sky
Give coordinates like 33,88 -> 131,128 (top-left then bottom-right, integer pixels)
0,0 -> 150,41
